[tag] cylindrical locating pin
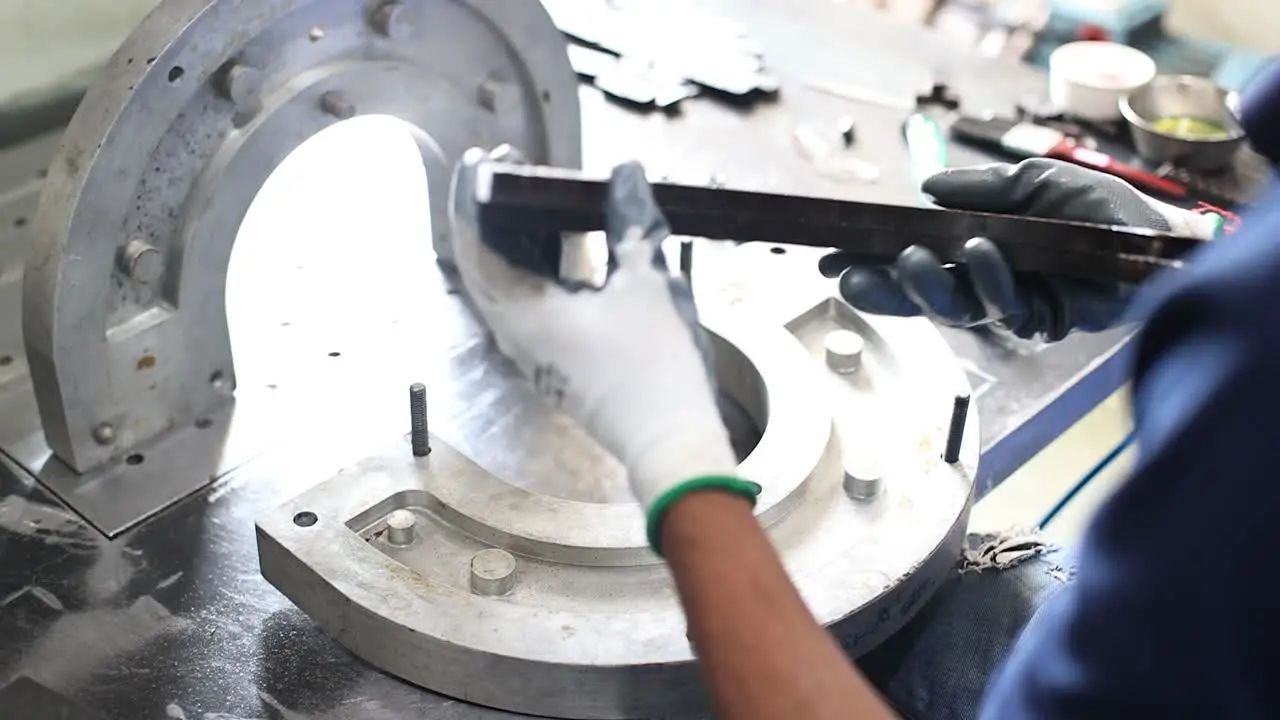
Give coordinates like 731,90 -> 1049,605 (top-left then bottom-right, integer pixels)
943,393 -> 971,464
843,460 -> 883,501
409,382 -> 430,457
470,549 -> 517,596
824,329 -> 865,375
385,509 -> 416,546
678,239 -> 694,282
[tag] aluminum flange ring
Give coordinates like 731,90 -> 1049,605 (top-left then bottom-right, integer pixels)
24,0 -> 581,473
258,252 -> 978,719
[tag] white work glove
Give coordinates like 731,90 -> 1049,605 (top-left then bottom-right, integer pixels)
449,147 -> 760,553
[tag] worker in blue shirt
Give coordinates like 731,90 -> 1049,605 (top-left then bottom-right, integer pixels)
448,64 -> 1280,719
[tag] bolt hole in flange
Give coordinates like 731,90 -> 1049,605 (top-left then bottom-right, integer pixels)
770,246 -> 787,255
293,511 -> 318,527
0,355 -> 12,367
168,66 -> 185,83
125,453 -> 145,466
194,417 -> 214,429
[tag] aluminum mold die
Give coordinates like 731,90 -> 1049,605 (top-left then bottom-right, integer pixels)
258,275 -> 977,719
12,0 -> 581,533
21,0 -> 581,472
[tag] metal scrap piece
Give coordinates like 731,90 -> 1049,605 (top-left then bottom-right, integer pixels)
545,0 -> 779,98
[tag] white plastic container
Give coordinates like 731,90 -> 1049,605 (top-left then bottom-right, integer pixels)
1048,41 -> 1157,121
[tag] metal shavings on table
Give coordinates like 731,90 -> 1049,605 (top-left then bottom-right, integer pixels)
544,0 -> 779,110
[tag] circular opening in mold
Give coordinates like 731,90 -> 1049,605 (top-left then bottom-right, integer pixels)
220,113 -> 764,510
709,331 -> 767,462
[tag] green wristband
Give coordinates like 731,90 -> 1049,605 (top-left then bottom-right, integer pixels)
1206,212 -> 1227,238
646,475 -> 763,556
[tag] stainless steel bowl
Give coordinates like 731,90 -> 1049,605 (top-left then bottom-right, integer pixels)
1120,75 -> 1246,171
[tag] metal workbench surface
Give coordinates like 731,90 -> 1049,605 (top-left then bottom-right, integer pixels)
0,2 -> 1134,718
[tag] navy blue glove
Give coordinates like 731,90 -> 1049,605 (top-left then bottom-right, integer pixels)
821,159 -> 1220,341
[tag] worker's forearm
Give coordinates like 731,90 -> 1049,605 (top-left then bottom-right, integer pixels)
662,491 -> 894,720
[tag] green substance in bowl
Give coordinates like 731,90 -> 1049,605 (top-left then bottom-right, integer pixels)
1150,116 -> 1232,141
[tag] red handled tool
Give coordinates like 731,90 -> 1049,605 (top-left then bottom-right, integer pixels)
950,115 -> 1188,199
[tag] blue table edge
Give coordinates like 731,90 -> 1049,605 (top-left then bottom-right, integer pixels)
976,335 -> 1134,499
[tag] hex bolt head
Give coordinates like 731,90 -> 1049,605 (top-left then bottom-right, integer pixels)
220,64 -> 264,112
117,239 -> 163,285
371,1 -> 410,40
824,329 -> 865,375
92,422 -> 116,446
319,91 -> 356,120
476,78 -> 519,115
470,548 -> 517,596
385,509 -> 416,546
843,459 -> 883,502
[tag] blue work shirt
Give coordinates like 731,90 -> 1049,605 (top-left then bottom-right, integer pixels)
981,65 -> 1280,718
